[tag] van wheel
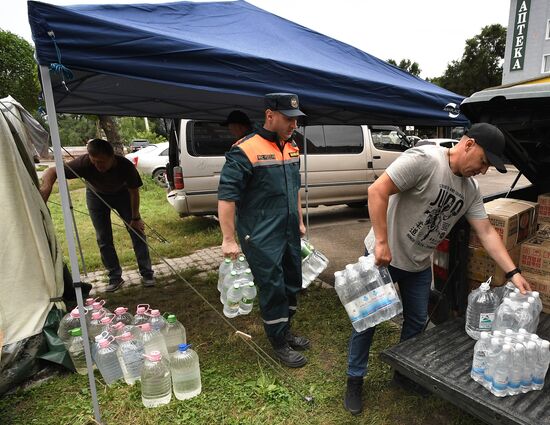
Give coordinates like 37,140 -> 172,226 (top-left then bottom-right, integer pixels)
152,168 -> 168,188
346,202 -> 367,208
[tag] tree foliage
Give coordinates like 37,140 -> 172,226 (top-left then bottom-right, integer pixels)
0,30 -> 41,112
57,114 -> 99,146
387,58 -> 422,77
429,24 -> 506,96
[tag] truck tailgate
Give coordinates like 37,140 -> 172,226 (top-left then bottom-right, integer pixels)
380,315 -> 550,425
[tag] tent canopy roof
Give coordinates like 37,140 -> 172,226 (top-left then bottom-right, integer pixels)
28,0 -> 467,125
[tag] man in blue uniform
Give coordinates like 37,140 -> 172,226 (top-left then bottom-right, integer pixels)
218,93 -> 309,368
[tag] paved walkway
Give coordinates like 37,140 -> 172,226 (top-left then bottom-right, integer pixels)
86,246 -> 330,295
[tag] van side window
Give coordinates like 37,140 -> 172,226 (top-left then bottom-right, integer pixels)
371,129 -> 409,152
294,126 -> 325,154
188,121 -> 236,157
323,125 -> 363,153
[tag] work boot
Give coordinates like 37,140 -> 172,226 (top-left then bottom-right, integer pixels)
141,275 -> 156,288
285,330 -> 310,351
344,376 -> 363,415
105,278 -> 124,292
269,337 -> 307,368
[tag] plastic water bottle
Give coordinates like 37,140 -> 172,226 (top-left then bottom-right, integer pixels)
112,307 -> 134,325
94,335 -> 123,385
483,337 -> 502,389
67,328 -> 87,375
99,314 -> 115,335
233,254 -> 249,274
218,258 -> 233,292
141,351 -> 172,408
148,309 -> 167,332
220,270 -> 238,303
300,239 -> 316,287
471,331 -> 491,383
92,331 -> 110,363
465,280 -> 499,339
495,281 -> 516,302
161,314 -> 187,354
223,283 -> 242,318
524,341 -> 538,392
58,308 -> 82,343
239,282 -> 257,315
90,300 -> 110,318
508,343 -> 525,395
339,263 -> 371,331
492,344 -> 511,397
111,321 -> 141,340
516,302 -> 533,331
140,322 -> 169,360
116,331 -> 145,385
493,298 -> 517,331
171,343 -> 201,400
532,340 -> 550,390
88,311 -> 106,341
133,304 -> 151,326
84,297 -> 98,322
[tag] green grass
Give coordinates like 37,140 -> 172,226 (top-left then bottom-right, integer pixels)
46,176 -> 222,272
0,274 -> 484,425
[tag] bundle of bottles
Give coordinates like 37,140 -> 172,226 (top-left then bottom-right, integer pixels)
218,254 -> 258,318
57,299 -> 201,408
471,329 -> 550,397
334,255 -> 402,332
465,279 -> 544,340
301,239 -> 329,289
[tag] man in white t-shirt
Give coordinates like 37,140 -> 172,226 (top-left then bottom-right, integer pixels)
343,123 -> 531,415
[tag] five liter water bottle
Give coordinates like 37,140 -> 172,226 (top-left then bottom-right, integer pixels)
140,322 -> 169,360
133,304 -> 151,326
67,328 -> 88,375
116,331 -> 145,385
58,308 -> 82,343
161,314 -> 187,354
94,335 -> 123,385
147,309 -> 167,332
465,279 -> 499,339
171,343 -> 202,400
141,351 -> 172,408
112,307 -> 134,325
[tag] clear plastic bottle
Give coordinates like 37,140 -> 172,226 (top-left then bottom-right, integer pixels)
220,270 -> 238,304
147,309 -> 167,332
495,281 -> 516,302
336,263 -> 373,332
508,343 -> 525,395
141,351 -> 172,408
532,340 -> 550,390
493,298 -> 517,332
218,258 -> 233,292
483,337 -> 502,389
116,331 -> 145,385
161,314 -> 187,354
523,341 -> 538,392
465,280 -> 499,339
95,335 -> 123,385
58,308 -> 82,343
223,283 -> 242,318
238,282 -> 257,315
300,239 -> 316,288
112,307 -> 134,325
491,343 -> 511,397
233,254 -> 249,274
171,343 -> 201,400
471,331 -> 491,383
140,322 -> 169,360
133,304 -> 151,326
67,328 -> 88,375
88,311 -> 106,342
84,298 -> 98,323
516,302 -> 533,331
90,300 -> 110,319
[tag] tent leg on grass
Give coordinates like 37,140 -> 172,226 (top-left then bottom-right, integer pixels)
39,65 -> 102,425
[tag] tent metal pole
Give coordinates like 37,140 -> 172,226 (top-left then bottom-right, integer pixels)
302,125 -> 309,240
67,180 -> 88,275
39,66 -> 101,424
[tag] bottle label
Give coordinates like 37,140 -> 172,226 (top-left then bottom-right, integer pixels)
242,297 -> 254,305
479,313 -> 495,330
344,283 -> 398,323
472,355 -> 486,372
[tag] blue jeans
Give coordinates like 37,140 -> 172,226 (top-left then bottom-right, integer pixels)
346,255 -> 432,377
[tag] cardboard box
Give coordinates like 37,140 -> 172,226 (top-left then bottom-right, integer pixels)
522,271 -> 550,314
520,231 -> 550,276
467,245 -> 521,285
538,193 -> 550,224
469,198 -> 539,250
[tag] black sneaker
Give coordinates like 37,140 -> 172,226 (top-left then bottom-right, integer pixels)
391,370 -> 431,398
272,344 -> 307,368
285,331 -> 310,351
105,278 -> 124,292
142,276 -> 156,287
344,376 -> 363,415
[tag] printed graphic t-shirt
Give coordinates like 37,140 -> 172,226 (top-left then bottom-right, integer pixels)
365,146 -> 487,272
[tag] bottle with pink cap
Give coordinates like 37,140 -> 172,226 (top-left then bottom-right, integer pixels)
95,334 -> 123,385
133,304 -> 151,326
58,308 -> 82,343
111,321 -> 141,340
116,331 -> 145,385
86,300 -> 111,326
147,309 -> 167,332
112,307 -> 134,326
139,323 -> 169,360
88,311 -> 106,342
141,351 -> 172,408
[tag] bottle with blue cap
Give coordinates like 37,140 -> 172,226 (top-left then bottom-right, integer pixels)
170,343 -> 201,400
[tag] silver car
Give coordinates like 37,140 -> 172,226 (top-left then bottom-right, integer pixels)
125,142 -> 169,187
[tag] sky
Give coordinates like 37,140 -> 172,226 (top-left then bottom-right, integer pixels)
1,0 -> 511,78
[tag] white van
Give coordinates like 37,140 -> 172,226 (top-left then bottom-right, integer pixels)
167,120 -> 410,216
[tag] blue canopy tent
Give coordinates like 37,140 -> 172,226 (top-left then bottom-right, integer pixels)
28,0 -> 467,125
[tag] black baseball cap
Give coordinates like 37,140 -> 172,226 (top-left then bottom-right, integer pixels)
465,123 -> 507,173
264,93 -> 306,117
222,110 -> 251,127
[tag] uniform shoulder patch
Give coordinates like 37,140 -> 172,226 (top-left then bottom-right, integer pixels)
257,154 -> 276,160
288,151 -> 299,157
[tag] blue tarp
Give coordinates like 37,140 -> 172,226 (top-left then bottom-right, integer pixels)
28,0 -> 468,125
